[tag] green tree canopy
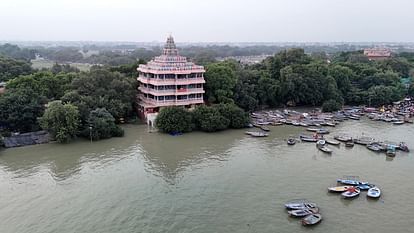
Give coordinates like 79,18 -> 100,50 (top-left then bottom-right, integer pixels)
84,108 -> 124,140
155,107 -> 194,133
40,101 -> 79,143
204,62 -> 237,104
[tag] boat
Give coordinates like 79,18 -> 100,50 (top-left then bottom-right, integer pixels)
318,146 -> 332,154
325,139 -> 340,145
367,187 -> 381,198
386,145 -> 396,157
301,214 -> 322,226
285,201 -> 317,210
288,208 -> 319,217
259,126 -> 270,132
354,137 -> 376,145
367,144 -> 382,152
398,142 -> 409,152
316,129 -> 329,134
334,135 -> 352,142
348,115 -> 360,120
316,140 -> 326,147
299,122 -> 308,127
393,121 -> 404,125
287,138 -> 296,145
328,186 -> 353,192
337,178 -> 367,186
245,131 -> 269,137
324,122 -> 336,127
300,135 -> 318,142
341,187 -> 361,198
306,128 -> 320,132
357,184 -> 373,190
345,141 -> 354,147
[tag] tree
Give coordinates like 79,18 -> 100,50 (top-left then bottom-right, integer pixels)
214,104 -> 249,129
0,56 -> 33,82
0,88 -> 45,132
193,105 -> 229,132
84,108 -> 124,140
156,107 -> 194,133
322,99 -> 342,112
40,101 -> 79,143
204,62 -> 237,104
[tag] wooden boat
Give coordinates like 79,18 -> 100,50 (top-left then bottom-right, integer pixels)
367,187 -> 381,198
288,208 -> 319,217
287,138 -> 296,145
334,135 -> 352,142
357,184 -> 373,190
345,141 -> 354,147
299,122 -> 309,127
245,131 -> 269,137
337,179 -> 367,186
316,140 -> 326,147
326,139 -> 340,145
393,121 -> 404,125
341,187 -> 361,198
300,136 -> 318,142
306,128 -> 320,132
328,186 -> 353,192
386,146 -> 396,157
398,142 -> 409,152
354,137 -> 376,145
318,146 -> 332,154
367,144 -> 382,152
259,126 -> 270,132
285,202 -> 317,210
348,115 -> 360,120
316,129 -> 329,134
324,122 -> 336,127
301,214 -> 322,226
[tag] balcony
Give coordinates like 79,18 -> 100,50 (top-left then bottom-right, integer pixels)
138,95 -> 204,108
138,77 -> 205,86
138,86 -> 205,96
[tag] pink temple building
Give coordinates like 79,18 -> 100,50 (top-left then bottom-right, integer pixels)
137,36 -> 205,121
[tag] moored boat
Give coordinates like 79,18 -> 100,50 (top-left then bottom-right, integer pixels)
300,135 -> 318,142
287,138 -> 296,145
325,139 -> 340,145
398,142 -> 409,152
328,186 -> 353,192
367,144 -> 382,152
245,131 -> 269,137
288,208 -> 319,217
386,145 -> 396,157
341,187 -> 361,198
285,201 -> 317,210
393,121 -> 404,125
345,141 -> 354,147
316,140 -> 326,147
318,146 -> 332,154
334,135 -> 352,142
301,214 -> 322,226
367,187 -> 381,198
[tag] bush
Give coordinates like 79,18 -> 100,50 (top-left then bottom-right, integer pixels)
322,99 -> 342,112
193,105 -> 230,132
155,107 -> 194,133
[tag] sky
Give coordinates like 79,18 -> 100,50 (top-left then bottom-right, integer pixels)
0,0 -> 413,42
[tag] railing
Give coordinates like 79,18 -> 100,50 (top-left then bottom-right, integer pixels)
138,77 -> 205,85
138,96 -> 204,107
138,87 -> 205,95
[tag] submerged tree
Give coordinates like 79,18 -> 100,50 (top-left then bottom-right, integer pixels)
40,100 -> 79,143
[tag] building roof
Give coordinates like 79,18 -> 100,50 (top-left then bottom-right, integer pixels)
138,35 -> 205,73
363,48 -> 391,58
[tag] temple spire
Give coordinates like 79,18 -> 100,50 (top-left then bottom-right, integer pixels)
163,35 -> 179,56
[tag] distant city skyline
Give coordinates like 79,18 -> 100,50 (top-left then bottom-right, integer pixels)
1,0 -> 414,42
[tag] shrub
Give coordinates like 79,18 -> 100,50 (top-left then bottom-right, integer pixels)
155,107 -> 194,133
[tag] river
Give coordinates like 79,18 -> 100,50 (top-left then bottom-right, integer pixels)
0,120 -> 413,233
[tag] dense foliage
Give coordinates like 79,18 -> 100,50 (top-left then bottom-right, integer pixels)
203,48 -> 412,110
83,108 -> 124,140
156,107 -> 194,134
0,56 -> 33,82
0,44 -> 35,60
156,104 -> 249,134
40,101 -> 79,143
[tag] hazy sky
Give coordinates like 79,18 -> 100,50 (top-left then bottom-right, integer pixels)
1,0 -> 413,42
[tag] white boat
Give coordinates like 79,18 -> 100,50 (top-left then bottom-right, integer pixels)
326,139 -> 340,145
367,187 -> 381,198
341,187 -> 361,198
316,140 -> 326,147
318,146 -> 332,154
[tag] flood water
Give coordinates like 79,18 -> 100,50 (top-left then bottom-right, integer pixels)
0,120 -> 413,233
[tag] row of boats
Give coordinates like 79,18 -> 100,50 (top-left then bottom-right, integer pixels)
284,200 -> 322,226
329,177 -> 381,198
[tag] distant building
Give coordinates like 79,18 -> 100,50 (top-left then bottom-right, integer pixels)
137,35 -> 205,122
363,48 -> 391,60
